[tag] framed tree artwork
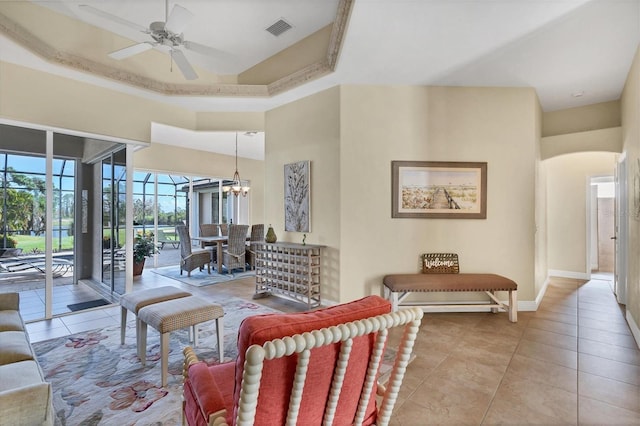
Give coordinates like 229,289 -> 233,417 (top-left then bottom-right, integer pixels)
284,160 -> 310,232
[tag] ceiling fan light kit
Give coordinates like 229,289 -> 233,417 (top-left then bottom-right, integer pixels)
80,1 -> 217,81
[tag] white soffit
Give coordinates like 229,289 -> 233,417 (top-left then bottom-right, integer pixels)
150,123 -> 265,160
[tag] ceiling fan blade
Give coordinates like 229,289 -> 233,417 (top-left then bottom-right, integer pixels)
78,4 -> 148,33
165,4 -> 193,35
109,42 -> 154,60
171,49 -> 198,80
183,41 -> 235,61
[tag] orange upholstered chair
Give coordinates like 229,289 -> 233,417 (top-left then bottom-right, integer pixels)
182,295 -> 422,426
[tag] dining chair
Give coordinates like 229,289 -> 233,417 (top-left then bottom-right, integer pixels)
199,223 -> 219,256
176,225 -> 211,277
246,224 -> 265,270
222,224 -> 249,273
219,223 -> 229,237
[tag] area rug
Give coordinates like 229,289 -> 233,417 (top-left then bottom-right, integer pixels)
150,265 -> 255,287
33,296 -> 278,426
33,297 -> 411,426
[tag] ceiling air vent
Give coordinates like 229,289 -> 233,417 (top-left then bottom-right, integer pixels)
266,19 -> 292,37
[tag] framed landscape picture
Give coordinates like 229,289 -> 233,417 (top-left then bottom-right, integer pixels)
391,161 -> 487,219
284,160 -> 310,232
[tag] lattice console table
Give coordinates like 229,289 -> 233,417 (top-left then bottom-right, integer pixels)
253,242 -> 324,309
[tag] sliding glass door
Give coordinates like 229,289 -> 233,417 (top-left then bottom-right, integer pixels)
101,147 -> 127,296
0,123 -> 134,319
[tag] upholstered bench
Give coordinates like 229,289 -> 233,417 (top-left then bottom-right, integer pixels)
120,286 -> 192,346
383,273 -> 518,322
137,296 -> 224,386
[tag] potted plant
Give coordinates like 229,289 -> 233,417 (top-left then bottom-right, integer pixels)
133,231 -> 158,275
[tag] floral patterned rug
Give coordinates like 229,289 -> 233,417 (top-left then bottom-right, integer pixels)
32,297 -> 279,426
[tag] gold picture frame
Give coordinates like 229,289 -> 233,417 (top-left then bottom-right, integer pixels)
392,161 -> 487,219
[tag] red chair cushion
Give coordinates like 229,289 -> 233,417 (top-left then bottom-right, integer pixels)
184,362 -> 235,426
233,295 -> 391,426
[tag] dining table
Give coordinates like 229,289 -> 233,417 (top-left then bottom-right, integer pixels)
191,235 -> 249,274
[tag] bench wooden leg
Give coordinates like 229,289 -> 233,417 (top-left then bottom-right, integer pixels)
490,291 -> 498,314
384,287 -> 399,312
509,290 -> 518,322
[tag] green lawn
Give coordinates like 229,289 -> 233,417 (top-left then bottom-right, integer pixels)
12,235 -> 74,253
11,229 -> 137,253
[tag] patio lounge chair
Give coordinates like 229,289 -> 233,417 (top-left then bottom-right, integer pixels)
157,229 -> 180,249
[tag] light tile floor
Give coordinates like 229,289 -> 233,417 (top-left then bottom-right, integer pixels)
390,275 -> 640,425
23,272 -> 640,425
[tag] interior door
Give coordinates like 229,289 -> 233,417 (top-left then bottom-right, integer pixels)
614,158 -> 627,304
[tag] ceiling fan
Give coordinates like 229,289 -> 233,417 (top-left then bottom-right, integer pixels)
79,1 -> 222,80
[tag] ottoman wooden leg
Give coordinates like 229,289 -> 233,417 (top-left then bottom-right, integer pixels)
216,317 -> 224,361
160,332 -> 170,387
192,325 -> 198,347
139,321 -> 147,366
120,307 -> 127,345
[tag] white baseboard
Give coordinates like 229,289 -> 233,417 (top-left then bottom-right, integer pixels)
626,311 -> 640,349
518,300 -> 538,312
534,277 -> 551,310
548,269 -> 590,280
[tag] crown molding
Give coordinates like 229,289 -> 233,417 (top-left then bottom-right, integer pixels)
0,0 -> 353,98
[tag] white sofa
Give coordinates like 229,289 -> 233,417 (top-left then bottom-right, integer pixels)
0,293 -> 54,426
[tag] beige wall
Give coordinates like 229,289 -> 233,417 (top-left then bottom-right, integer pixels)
541,127 -> 622,159
535,98 -> 548,299
265,87 -> 342,302
542,100 -> 621,137
621,46 -> 640,336
338,86 -> 539,303
0,62 -> 194,143
545,152 -> 618,275
195,112 -> 265,132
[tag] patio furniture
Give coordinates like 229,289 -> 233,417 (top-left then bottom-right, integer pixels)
156,229 -> 180,249
245,223 -> 264,270
176,225 -> 211,277
222,224 -> 249,273
219,223 -> 229,236
182,295 -> 423,426
138,295 -> 224,386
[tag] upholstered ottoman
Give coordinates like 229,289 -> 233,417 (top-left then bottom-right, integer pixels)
137,296 -> 224,386
120,286 -> 192,346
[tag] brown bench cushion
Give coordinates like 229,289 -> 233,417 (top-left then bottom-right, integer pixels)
383,273 -> 517,293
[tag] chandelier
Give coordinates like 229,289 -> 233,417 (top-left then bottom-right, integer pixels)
223,132 -> 250,197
